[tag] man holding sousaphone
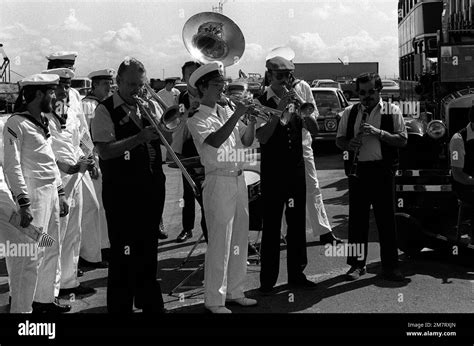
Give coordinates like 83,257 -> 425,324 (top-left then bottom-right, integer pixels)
187,62 -> 258,313
91,58 -> 171,313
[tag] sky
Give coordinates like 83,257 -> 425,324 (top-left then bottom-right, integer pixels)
0,0 -> 399,82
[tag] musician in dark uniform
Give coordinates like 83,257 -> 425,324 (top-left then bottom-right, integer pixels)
91,58 -> 170,313
172,61 -> 208,243
256,56 -> 319,294
336,73 -> 407,282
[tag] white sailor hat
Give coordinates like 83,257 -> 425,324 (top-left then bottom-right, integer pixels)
19,73 -> 60,87
88,68 -> 115,80
189,62 -> 225,89
46,51 -> 78,61
42,68 -> 75,80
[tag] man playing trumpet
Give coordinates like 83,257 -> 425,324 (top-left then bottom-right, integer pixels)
256,56 -> 320,294
187,62 -> 258,313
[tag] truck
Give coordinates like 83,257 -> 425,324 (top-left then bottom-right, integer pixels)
395,0 -> 474,256
293,62 -> 379,100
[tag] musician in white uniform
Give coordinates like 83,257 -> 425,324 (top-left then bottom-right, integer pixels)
187,63 -> 258,313
47,52 -> 106,268
42,68 -> 97,298
80,69 -> 115,266
3,74 -> 71,313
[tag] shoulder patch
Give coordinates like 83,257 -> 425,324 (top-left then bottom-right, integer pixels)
7,126 -> 18,139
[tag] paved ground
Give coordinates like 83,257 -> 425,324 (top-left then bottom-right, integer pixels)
0,141 -> 473,314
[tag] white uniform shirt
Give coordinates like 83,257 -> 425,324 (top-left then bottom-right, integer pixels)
187,104 -> 247,174
0,117 -> 10,190
157,87 -> 180,108
336,99 -> 407,161
45,107 -> 83,170
81,96 -> 100,128
3,112 -> 62,200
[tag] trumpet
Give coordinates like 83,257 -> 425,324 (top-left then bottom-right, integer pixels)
132,93 -> 200,197
229,92 -> 283,122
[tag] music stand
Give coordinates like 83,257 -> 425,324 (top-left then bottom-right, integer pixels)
169,233 -> 206,297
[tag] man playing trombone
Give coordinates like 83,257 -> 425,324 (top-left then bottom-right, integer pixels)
256,56 -> 320,294
90,58 -> 170,313
187,62 -> 258,313
336,73 -> 407,282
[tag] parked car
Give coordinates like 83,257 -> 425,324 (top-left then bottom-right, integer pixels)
314,79 -> 341,89
311,87 -> 349,141
380,79 -> 400,101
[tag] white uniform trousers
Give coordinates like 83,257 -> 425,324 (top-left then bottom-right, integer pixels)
0,183 -> 40,312
54,173 -> 83,294
94,173 -> 110,249
79,172 -> 104,262
27,177 -> 62,304
302,129 -> 332,236
202,174 -> 249,308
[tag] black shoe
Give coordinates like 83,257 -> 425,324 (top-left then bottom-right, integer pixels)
288,278 -> 318,290
346,266 -> 366,281
258,286 -> 276,296
59,284 -> 96,298
32,298 -> 71,313
176,230 -> 193,243
319,232 -> 343,245
381,268 -> 406,282
77,268 -> 84,277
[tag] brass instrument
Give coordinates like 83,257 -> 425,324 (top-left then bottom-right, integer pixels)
183,12 -> 245,67
133,92 -> 201,197
142,83 -> 182,132
228,91 -> 283,122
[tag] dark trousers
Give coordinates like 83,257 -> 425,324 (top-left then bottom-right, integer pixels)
181,173 -> 208,241
260,172 -> 307,288
102,174 -> 165,313
347,161 -> 399,270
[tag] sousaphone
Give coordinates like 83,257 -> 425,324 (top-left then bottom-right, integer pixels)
182,11 -> 245,67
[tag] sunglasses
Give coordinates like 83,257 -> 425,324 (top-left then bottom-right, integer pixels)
358,88 -> 379,96
272,71 -> 291,80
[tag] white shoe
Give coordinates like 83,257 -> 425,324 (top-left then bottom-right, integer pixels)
205,306 -> 232,314
226,297 -> 258,307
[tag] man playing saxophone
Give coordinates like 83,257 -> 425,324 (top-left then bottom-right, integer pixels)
336,72 -> 408,282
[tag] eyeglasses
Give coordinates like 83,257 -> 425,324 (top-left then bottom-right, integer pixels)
209,82 -> 227,88
358,88 -> 380,96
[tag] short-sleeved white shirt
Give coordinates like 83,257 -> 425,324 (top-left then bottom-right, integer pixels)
187,104 -> 247,174
336,99 -> 407,161
450,124 -> 474,169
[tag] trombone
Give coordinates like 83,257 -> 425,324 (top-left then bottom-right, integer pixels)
133,90 -> 201,197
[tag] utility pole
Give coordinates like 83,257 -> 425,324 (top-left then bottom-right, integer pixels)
212,0 -> 226,13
